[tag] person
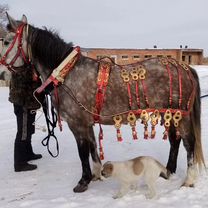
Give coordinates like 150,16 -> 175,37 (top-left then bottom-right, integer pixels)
9,66 -> 43,172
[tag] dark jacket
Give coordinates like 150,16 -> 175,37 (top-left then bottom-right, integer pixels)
9,67 -> 42,109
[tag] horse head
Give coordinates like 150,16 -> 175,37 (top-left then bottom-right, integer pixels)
0,13 -> 30,71
1,13 -> 74,80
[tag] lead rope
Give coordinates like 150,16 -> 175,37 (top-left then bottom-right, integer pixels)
41,93 -> 59,157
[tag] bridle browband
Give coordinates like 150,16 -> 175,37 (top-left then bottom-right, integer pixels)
0,23 -> 31,72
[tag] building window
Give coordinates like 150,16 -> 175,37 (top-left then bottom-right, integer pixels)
157,55 -> 163,58
182,56 -> 185,61
167,55 -> 172,58
188,55 -> 192,64
133,55 -> 140,60
144,55 -> 152,59
121,55 -> 129,60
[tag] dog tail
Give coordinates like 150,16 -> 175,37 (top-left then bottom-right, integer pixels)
156,160 -> 168,179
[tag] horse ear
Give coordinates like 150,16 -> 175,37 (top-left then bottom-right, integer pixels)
6,12 -> 18,31
21,14 -> 27,24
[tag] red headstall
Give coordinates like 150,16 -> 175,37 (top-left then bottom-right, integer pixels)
0,23 -> 30,72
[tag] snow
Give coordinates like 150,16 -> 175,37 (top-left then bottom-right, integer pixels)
1,66 -> 208,208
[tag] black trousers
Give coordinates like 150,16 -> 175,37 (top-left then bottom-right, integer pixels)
14,104 -> 36,164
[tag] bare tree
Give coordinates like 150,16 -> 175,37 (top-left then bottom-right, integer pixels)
0,4 -> 9,38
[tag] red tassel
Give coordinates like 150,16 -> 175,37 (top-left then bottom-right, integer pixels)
116,129 -> 123,142
54,85 -> 62,131
99,147 -> 104,160
132,126 -> 138,140
99,138 -> 104,160
98,124 -> 104,160
144,125 -> 149,139
99,130 -> 103,141
151,125 -> 156,139
163,127 -> 169,140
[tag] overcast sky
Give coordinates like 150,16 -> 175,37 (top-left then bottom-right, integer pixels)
2,0 -> 208,56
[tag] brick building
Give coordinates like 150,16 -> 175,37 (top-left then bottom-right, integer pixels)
82,48 -> 203,65
0,37 -> 204,65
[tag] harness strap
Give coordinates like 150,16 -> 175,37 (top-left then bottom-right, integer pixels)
177,65 -> 183,108
135,81 -> 140,108
93,62 -> 111,122
166,64 -> 173,107
94,62 -> 111,160
127,82 -> 132,109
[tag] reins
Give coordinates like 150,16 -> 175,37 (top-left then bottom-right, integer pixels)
41,93 -> 59,157
200,94 -> 208,99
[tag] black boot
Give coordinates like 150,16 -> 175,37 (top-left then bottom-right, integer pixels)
26,140 -> 42,161
14,162 -> 37,172
14,141 -> 38,172
27,153 -> 42,161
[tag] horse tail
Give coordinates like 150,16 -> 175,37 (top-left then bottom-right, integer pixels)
190,67 -> 205,169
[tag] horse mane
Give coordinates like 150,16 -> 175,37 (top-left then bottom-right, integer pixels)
29,26 -> 74,70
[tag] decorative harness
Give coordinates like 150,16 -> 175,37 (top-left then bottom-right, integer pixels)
91,58 -> 196,160
0,24 -> 197,161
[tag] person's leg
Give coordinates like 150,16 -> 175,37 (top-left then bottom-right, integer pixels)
26,109 -> 42,161
14,104 -> 37,172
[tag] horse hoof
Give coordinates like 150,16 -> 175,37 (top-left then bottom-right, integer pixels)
167,170 -> 172,179
73,183 -> 88,193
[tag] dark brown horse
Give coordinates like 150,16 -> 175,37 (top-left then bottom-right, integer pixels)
0,14 -> 205,193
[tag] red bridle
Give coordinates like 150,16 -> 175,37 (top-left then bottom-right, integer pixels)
0,23 -> 30,72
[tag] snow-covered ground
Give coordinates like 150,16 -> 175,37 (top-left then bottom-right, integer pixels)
0,66 -> 208,208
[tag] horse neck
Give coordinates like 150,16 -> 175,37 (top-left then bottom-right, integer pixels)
28,26 -> 73,79
34,61 -> 49,81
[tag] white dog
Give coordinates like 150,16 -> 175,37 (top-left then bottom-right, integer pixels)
101,156 -> 168,199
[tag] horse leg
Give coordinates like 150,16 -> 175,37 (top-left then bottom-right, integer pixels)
166,125 -> 182,175
88,126 -> 102,181
71,128 -> 92,193
182,135 -> 197,187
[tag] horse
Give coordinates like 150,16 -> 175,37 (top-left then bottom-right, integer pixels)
0,14 -> 205,193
